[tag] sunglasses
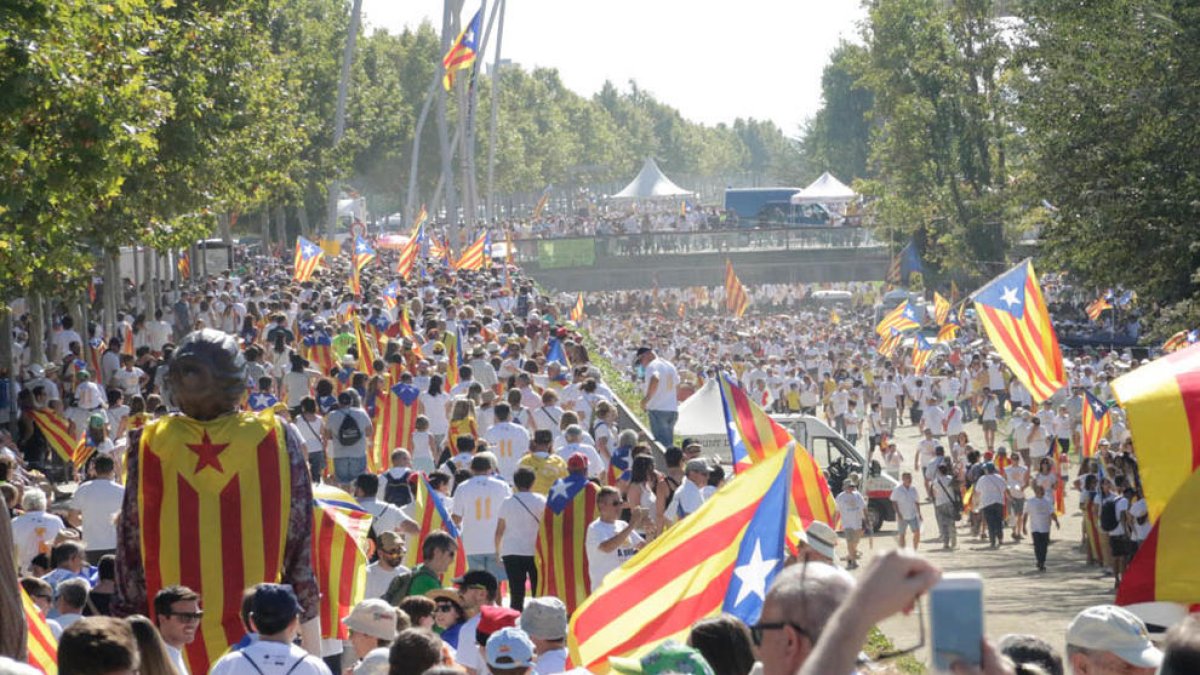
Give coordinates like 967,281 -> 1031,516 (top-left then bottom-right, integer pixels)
750,621 -> 809,647
380,548 -> 405,556
168,611 -> 204,622
435,604 -> 457,613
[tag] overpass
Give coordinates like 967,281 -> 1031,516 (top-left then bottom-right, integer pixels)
511,227 -> 891,291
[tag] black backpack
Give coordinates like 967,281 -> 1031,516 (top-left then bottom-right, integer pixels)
336,411 -> 364,446
383,470 -> 413,507
1100,497 -> 1120,532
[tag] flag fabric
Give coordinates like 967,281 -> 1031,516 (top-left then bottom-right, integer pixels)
536,473 -> 599,615
293,237 -> 324,283
178,252 -> 191,279
303,333 -> 336,376
911,334 -> 935,374
413,204 -> 428,229
442,7 -> 482,90
887,241 -> 923,284
875,301 -> 920,336
1111,344 -> 1200,522
27,409 -> 76,463
396,224 -> 423,279
546,337 -> 570,369
1086,295 -> 1112,322
950,279 -> 961,305
570,293 -> 585,322
73,436 -> 99,470
936,322 -> 960,343
370,382 -> 421,474
830,309 -> 841,325
352,315 -> 377,377
677,302 -> 686,320
353,235 -> 376,275
568,439 -> 797,670
1117,289 -> 1138,306
454,231 -> 489,271
725,260 -> 750,318
1116,470 -> 1200,607
429,236 -> 448,262
533,185 -> 551,219
1080,390 -> 1112,459
443,325 -> 464,390
971,259 -> 1065,403
402,476 -> 468,586
122,323 -> 135,356
135,411 -> 294,675
23,586 -> 58,675
311,484 -> 372,640
86,337 -> 106,386
877,328 -> 903,357
934,292 -> 951,325
1162,330 -> 1195,353
382,280 -> 402,310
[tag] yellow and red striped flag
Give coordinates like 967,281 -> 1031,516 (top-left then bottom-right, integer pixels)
23,586 -> 58,674
454,231 -> 489,271
370,382 -> 420,474
443,326 -> 463,390
1086,294 -> 1112,322
724,260 -> 749,318
533,185 -> 551,220
569,293 -> 584,322
1116,470 -> 1200,608
73,437 -> 98,470
353,234 -> 376,274
911,334 -> 935,374
403,476 -> 468,586
536,473 -> 598,615
86,337 -> 106,386
293,237 -> 324,283
936,322 -> 960,343
303,333 -> 335,376
442,8 -> 482,90
568,435 -> 801,670
971,260 -> 1065,402
352,314 -> 377,377
28,409 -> 77,463
311,484 -> 371,640
875,301 -> 920,336
177,251 -> 191,279
1080,390 -> 1112,459
122,323 -> 135,356
934,291 -> 951,326
396,224 -> 423,279
877,328 -> 903,357
1162,329 -> 1196,353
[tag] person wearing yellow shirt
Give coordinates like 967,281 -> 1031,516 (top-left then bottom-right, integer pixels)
517,429 -> 568,495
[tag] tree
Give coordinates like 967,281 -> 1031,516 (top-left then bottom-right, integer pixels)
798,42 -> 874,184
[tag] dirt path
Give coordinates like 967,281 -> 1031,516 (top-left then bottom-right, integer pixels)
831,414 -> 1116,666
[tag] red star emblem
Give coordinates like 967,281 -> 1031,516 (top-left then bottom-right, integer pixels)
186,430 -> 229,473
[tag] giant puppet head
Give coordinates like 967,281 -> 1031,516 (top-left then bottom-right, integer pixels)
167,329 -> 247,420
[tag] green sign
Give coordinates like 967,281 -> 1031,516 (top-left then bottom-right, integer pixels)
536,239 -> 595,269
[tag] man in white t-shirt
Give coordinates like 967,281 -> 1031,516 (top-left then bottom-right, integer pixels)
889,472 -> 922,550
636,347 -> 678,449
364,532 -> 409,600
877,375 -> 901,432
69,455 -> 125,561
975,464 -> 1009,549
1026,484 -> 1058,572
585,486 -> 646,591
915,429 -> 938,496
558,425 -> 605,480
10,488 -> 64,572
495,468 -> 546,611
665,459 -> 710,523
485,403 -> 530,484
835,476 -> 868,569
210,584 -> 331,675
352,474 -> 418,539
452,455 -> 513,583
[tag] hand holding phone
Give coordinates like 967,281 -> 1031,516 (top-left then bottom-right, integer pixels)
930,572 -> 983,672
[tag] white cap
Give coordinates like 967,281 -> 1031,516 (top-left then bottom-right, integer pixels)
1065,605 -> 1162,668
802,521 -> 838,562
341,599 -> 398,641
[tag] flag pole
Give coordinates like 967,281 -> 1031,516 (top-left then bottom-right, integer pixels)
436,0 -> 460,241
485,0 -> 507,223
404,74 -> 441,229
326,0 -> 364,237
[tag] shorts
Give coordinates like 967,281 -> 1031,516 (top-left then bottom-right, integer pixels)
1008,497 -> 1025,515
1110,535 -> 1132,557
844,528 -> 863,545
897,517 -> 921,536
466,553 -> 507,581
982,420 -> 997,432
333,455 -> 367,484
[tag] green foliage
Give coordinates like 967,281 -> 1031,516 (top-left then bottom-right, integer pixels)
799,42 -> 874,183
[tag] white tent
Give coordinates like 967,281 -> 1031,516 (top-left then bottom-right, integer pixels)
676,379 -> 728,436
610,158 -> 695,199
790,171 -> 856,204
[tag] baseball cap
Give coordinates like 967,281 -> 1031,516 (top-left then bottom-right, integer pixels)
342,599 -> 399,641
1065,605 -> 1163,668
485,627 -> 536,669
454,570 -> 499,597
608,641 -> 714,675
685,459 -> 710,474
251,584 -> 302,624
802,521 -> 838,561
634,346 -> 652,358
519,596 -> 568,640
475,605 -> 521,641
567,452 -> 589,471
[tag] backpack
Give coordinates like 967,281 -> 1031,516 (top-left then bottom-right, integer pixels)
1100,497 -> 1120,532
336,411 -> 363,446
383,470 -> 413,507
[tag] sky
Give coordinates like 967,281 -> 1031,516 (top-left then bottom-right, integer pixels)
359,0 -> 867,137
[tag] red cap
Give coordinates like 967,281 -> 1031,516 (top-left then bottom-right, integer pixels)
567,452 -> 589,471
477,605 -> 521,635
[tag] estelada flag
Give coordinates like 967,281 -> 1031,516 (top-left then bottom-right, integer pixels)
352,314 -> 377,377
443,326 -> 463,390
311,484 -> 372,640
724,260 -> 749,318
22,586 -> 58,675
136,410 -> 294,675
1080,390 -> 1112,458
570,293 -> 585,322
353,235 -> 376,274
1112,344 -> 1200,522
396,224 -> 423,279
402,476 -> 468,586
971,260 -> 1065,403
936,321 -> 960,343
1116,470 -> 1200,607
1086,295 -> 1112,322
536,473 -> 599,615
569,434 -> 796,670
382,280 -> 401,310
177,251 -> 191,279
73,437 -> 98,470
27,409 -> 77,463
442,7 -> 482,90
303,333 -> 336,376
911,334 -> 935,374
875,301 -> 920,336
934,292 -> 951,326
370,382 -> 420,474
86,337 -> 106,386
293,237 -> 324,283
877,328 -> 903,357
454,231 -> 489,271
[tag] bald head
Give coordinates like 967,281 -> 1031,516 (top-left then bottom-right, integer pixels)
758,561 -> 856,675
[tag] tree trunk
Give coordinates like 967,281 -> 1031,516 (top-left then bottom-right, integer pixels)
143,244 -> 155,318
275,204 -> 288,251
29,292 -> 45,366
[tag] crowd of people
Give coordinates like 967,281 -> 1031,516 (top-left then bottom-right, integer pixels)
1,241 -> 1196,675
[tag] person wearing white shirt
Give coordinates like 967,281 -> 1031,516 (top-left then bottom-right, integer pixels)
494,469 -> 546,611
979,388 -> 999,451
352,475 -> 418,539
10,488 -> 64,572
558,426 -> 604,480
364,532 -> 409,600
975,464 -> 1009,549
636,347 -> 679,449
69,455 -> 125,560
51,319 -> 83,362
1002,451 -> 1029,542
1051,407 -> 1072,456
451,456 -> 513,582
1026,416 -> 1051,461
914,429 -> 937,496
585,486 -> 646,591
889,473 -> 922,550
942,400 -> 964,438
484,405 -> 530,484
1026,484 -> 1059,571
210,584 -> 332,675
877,376 -> 901,432
922,398 -> 945,440
665,459 -> 711,523
835,477 -> 868,569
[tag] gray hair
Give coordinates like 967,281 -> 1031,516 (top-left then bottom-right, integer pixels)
56,578 -> 90,611
20,488 -> 47,513
763,562 -> 855,640
617,430 -> 638,447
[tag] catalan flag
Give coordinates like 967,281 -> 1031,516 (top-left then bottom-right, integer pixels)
536,473 -> 599,615
1080,390 -> 1112,459
1162,329 -> 1197,353
454,231 -> 490,271
877,328 -> 903,357
312,484 -> 372,640
293,236 -> 324,283
442,6 -> 482,90
875,301 -> 920,336
178,251 -> 191,279
403,476 -> 468,586
887,241 -> 923,285
546,337 -> 571,369
1116,469 -> 1200,608
429,235 -> 448,262
911,334 -> 935,374
413,204 -> 429,229
353,235 -> 376,274
86,337 -> 106,386
934,292 -> 951,326
73,436 -> 99,470
352,314 -> 377,377
936,321 -> 960,343
1086,294 -> 1112,322
569,436 -> 797,670
382,280 -> 402,310
370,382 -> 420,474
442,324 -> 464,390
725,260 -> 749,318
570,293 -> 585,322
971,260 -> 1065,403
28,409 -> 76,463
23,586 -> 58,675
396,224 -> 423,279
303,332 -> 336,376
533,185 -> 551,220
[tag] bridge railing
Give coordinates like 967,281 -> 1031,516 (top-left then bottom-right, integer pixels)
510,227 -> 885,268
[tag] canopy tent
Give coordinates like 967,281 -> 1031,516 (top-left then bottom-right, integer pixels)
790,171 -> 856,205
610,158 -> 695,199
676,378 -> 728,436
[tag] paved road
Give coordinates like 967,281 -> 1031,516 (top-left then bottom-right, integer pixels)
830,414 -> 1115,666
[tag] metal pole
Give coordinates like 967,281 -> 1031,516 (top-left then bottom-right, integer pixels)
485,0 -> 506,223
436,0 -> 461,237
405,74 -> 441,227
325,0 -> 365,237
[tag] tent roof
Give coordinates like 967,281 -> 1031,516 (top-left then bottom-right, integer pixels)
676,379 -> 728,436
610,158 -> 695,199
791,171 -> 856,204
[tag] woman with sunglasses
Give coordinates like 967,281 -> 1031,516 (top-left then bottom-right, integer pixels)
426,589 -> 467,649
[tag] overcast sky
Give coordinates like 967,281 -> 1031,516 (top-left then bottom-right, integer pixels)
359,0 -> 867,137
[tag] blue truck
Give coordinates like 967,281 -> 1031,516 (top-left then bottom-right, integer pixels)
723,188 -> 831,227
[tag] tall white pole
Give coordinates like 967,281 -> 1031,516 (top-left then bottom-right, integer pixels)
325,0 -> 364,237
485,0 -> 506,223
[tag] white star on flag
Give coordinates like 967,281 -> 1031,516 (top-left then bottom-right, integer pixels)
1000,286 -> 1020,308
549,480 -> 570,502
732,539 -> 779,606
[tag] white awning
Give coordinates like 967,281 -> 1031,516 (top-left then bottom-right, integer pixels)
610,158 -> 695,199
791,171 -> 856,204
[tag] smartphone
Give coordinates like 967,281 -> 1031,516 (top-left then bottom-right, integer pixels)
929,572 -> 983,672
